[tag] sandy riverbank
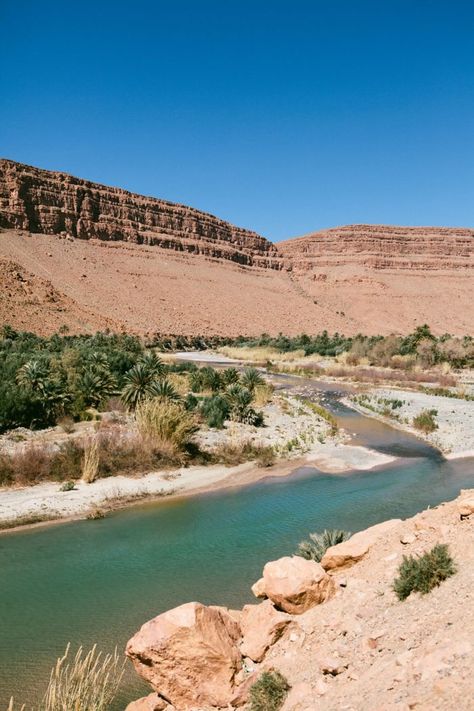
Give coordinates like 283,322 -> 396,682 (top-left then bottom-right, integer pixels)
345,387 -> 474,456
0,439 -> 395,533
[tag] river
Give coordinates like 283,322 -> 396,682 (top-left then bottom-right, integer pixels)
0,372 -> 472,708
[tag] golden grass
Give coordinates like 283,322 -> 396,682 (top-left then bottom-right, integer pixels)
166,372 -> 190,396
7,644 -> 124,711
218,345 -> 307,362
135,398 -> 199,459
81,437 -> 100,483
252,382 -> 274,407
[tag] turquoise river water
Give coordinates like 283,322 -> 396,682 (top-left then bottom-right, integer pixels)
0,376 -> 472,708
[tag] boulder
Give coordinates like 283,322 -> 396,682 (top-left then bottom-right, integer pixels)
252,556 -> 335,614
240,600 -> 291,661
125,694 -> 170,711
321,519 -> 401,570
126,602 -> 242,710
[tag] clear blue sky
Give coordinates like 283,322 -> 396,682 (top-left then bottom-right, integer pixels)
1,0 -> 473,241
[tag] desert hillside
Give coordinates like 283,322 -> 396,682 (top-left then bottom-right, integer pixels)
0,159 -> 473,336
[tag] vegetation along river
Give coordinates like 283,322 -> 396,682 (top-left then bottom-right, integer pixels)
0,372 -> 473,708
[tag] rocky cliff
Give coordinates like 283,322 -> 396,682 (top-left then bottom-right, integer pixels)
279,224 -> 474,272
0,159 -> 473,336
0,159 -> 282,269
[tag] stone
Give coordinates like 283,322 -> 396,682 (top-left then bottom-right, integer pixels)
126,602 -> 242,710
321,519 -> 401,570
251,577 -> 266,598
239,600 -> 291,662
400,533 -> 417,545
319,655 -> 347,675
252,556 -> 336,614
125,694 -> 169,711
458,498 -> 474,518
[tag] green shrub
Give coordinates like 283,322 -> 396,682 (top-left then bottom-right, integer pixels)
297,529 -> 352,562
249,670 -> 290,711
412,409 -> 438,433
200,395 -> 230,428
59,481 -> 76,492
241,367 -> 265,392
393,544 -> 456,600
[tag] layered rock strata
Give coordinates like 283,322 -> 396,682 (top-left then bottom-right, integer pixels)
0,159 -> 282,269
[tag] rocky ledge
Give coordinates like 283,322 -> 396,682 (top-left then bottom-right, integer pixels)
125,492 -> 474,710
0,159 -> 282,269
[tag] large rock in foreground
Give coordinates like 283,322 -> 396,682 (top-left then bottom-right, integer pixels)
321,519 -> 401,570
252,556 -> 335,614
240,600 -> 291,661
126,602 -> 242,710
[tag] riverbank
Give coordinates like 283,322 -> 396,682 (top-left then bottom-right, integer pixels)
345,387 -> 474,456
0,438 -> 395,533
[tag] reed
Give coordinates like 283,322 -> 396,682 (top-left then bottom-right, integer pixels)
81,437 -> 100,483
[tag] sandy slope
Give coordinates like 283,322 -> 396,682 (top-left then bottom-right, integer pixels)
1,227 -> 473,336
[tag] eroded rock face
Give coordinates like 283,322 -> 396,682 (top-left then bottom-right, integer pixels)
252,556 -> 336,614
278,224 -> 474,273
321,519 -> 401,570
240,600 -> 292,662
126,602 -> 242,709
0,159 -> 283,270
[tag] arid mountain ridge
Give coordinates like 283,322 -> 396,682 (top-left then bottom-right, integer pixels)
0,158 -> 473,336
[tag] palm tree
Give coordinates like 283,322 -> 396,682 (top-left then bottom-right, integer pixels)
138,351 -> 166,377
76,369 -> 117,408
241,368 -> 264,392
16,359 -> 49,392
121,362 -> 160,409
225,384 -> 253,422
221,367 -> 240,386
296,529 -> 352,562
153,379 -> 181,402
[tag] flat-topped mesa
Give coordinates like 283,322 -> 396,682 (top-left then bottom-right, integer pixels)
0,159 -> 283,269
279,224 -> 474,272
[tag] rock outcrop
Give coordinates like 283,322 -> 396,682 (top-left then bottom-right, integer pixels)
278,224 -> 474,273
252,555 -> 336,613
320,519 -> 401,570
126,602 -> 242,709
0,159 -> 282,269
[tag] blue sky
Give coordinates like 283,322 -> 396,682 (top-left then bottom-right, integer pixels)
1,0 -> 473,241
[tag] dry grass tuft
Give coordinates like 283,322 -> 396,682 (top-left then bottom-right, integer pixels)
7,643 -> 124,711
81,437 -> 100,483
41,643 -> 124,711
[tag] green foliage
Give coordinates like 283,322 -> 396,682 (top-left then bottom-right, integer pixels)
200,395 -> 230,428
412,409 -> 438,433
393,544 -> 456,600
153,379 -> 181,402
59,481 -> 76,492
121,362 -> 162,409
297,529 -> 352,562
240,367 -> 265,392
0,329 -> 142,432
221,367 -> 240,385
249,671 -> 290,711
